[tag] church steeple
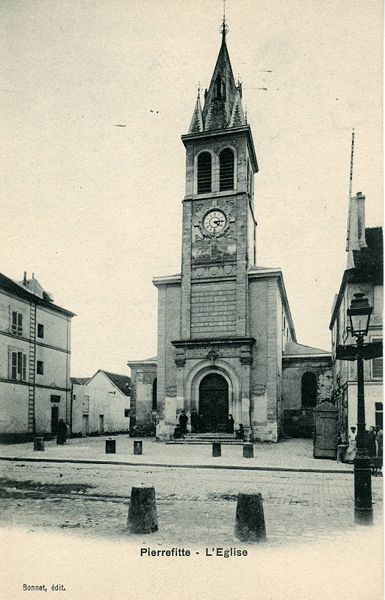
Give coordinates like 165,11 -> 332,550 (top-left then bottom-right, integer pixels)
188,89 -> 204,133
188,20 -> 246,132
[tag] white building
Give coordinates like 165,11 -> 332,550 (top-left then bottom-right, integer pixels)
0,272 -> 75,439
71,370 -> 131,436
330,192 -> 383,440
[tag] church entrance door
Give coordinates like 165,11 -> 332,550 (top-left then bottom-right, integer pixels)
199,373 -> 228,433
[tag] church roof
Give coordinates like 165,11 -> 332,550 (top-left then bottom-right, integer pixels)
188,22 -> 245,133
284,341 -> 330,357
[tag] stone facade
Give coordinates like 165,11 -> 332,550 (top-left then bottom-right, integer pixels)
282,346 -> 332,437
128,27 -> 332,443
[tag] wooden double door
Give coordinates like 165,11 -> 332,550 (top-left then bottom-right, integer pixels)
199,373 -> 229,433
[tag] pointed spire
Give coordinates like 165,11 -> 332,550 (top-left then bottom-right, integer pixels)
188,87 -> 204,133
187,15 -> 247,133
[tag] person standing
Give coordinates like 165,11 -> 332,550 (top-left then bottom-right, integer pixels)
198,413 -> 205,433
179,411 -> 188,435
367,426 -> 377,475
367,426 -> 377,458
375,426 -> 383,476
345,426 -> 357,463
227,414 -> 235,434
190,409 -> 199,433
56,419 -> 67,445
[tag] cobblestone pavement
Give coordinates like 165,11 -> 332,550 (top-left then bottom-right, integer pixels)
0,436 -> 352,471
0,460 -> 382,547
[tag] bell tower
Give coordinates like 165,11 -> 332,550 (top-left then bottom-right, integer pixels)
153,18 -> 288,443
135,16 -> 298,443
180,21 -> 258,341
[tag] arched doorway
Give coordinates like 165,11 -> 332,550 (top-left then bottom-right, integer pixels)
199,373 -> 228,432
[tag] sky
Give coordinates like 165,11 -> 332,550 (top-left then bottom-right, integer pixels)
1,0 -> 382,377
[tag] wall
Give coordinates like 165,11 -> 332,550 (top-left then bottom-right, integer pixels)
282,358 -> 332,436
128,363 -> 157,435
85,371 -> 130,434
248,275 -> 281,441
0,288 -> 72,435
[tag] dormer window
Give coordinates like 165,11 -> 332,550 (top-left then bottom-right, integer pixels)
197,152 -> 212,193
219,148 -> 234,191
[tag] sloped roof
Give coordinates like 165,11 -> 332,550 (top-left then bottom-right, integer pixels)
351,227 -> 383,284
0,272 -> 75,317
330,226 -> 383,329
284,341 -> 330,356
71,377 -> 90,385
101,371 -> 131,396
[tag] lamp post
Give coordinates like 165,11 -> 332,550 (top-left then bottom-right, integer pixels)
347,292 -> 373,525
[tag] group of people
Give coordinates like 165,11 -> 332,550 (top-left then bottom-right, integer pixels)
345,425 -> 383,476
173,411 -> 244,439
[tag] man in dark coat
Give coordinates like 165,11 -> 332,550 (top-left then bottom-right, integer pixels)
198,414 -> 205,433
57,419 -> 67,445
179,411 -> 188,435
227,414 -> 235,434
191,409 -> 199,433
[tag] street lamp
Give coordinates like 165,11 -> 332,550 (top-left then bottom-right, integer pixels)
347,292 -> 373,524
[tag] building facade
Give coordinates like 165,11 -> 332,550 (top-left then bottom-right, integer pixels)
129,24 -> 331,442
71,370 -> 131,436
0,272 -> 74,438
330,192 -> 383,441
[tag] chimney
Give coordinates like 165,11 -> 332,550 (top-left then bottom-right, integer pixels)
23,271 -> 27,285
346,191 -> 367,268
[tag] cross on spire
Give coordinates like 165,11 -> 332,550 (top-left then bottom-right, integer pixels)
220,0 -> 228,39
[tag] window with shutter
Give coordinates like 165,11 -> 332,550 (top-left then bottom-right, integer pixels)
10,350 -> 27,381
11,311 -> 23,335
372,338 -> 383,380
11,352 -> 17,379
219,148 -> 234,191
197,152 -> 212,193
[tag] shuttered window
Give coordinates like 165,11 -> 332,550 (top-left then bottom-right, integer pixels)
11,311 -> 23,335
197,152 -> 212,193
10,351 -> 27,381
219,148 -> 234,191
373,357 -> 383,378
372,338 -> 383,379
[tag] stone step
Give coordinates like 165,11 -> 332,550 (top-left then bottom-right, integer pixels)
166,439 -> 244,445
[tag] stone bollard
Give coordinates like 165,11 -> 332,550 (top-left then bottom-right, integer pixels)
127,486 -> 158,534
235,493 -> 267,542
133,440 -> 143,455
105,439 -> 116,454
212,442 -> 221,457
33,437 -> 45,452
243,443 -> 254,458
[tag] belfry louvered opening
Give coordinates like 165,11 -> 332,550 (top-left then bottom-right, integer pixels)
197,152 -> 212,193
219,148 -> 234,191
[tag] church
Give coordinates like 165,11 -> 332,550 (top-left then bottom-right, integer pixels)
128,20 -> 331,442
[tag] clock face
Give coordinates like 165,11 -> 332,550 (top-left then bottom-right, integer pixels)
203,210 -> 227,234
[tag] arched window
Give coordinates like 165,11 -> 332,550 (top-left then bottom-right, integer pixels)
301,372 -> 317,408
215,74 -> 225,101
197,152 -> 212,193
152,378 -> 157,411
219,148 -> 234,191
